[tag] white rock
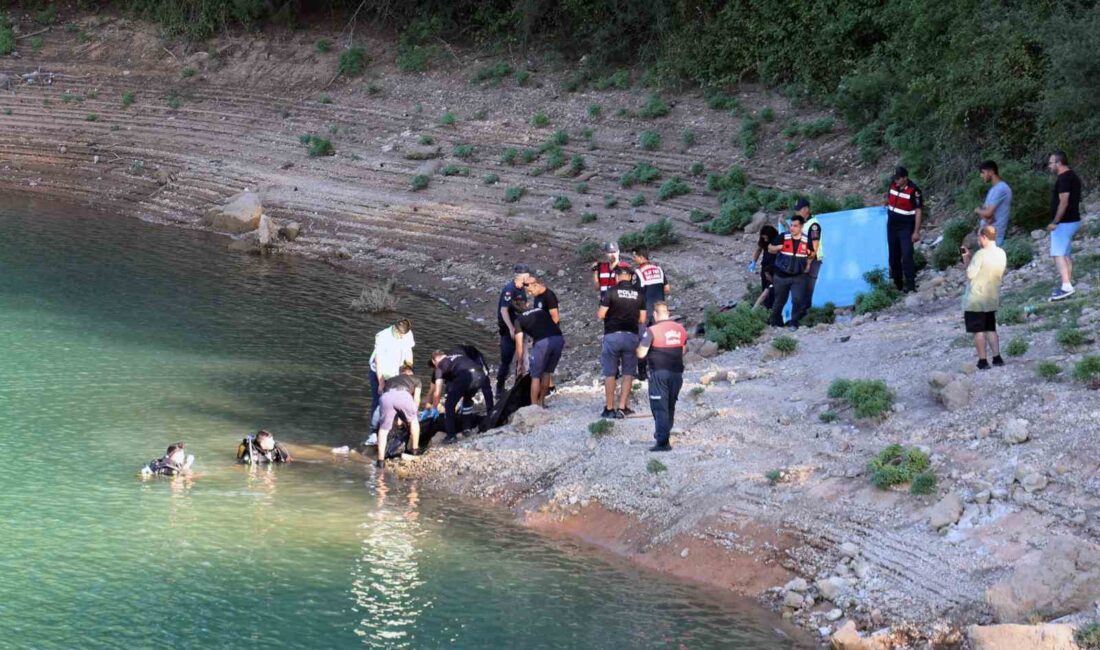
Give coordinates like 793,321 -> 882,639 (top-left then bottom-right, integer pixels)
783,591 -> 804,608
784,577 -> 809,592
929,492 -> 964,529
839,542 -> 860,559
826,608 -> 844,622
1002,418 -> 1030,444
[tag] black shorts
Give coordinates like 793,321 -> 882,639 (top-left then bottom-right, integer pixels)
964,311 -> 996,333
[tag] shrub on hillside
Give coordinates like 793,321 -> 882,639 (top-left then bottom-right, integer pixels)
867,444 -> 931,493
771,336 -> 798,354
1036,360 -> 1062,380
1003,238 -> 1034,269
801,302 -> 836,327
704,304 -> 768,350
620,162 -> 661,188
588,420 -> 613,436
854,268 -> 900,315
828,378 -> 894,418
337,47 -> 370,77
1074,355 -> 1100,384
1057,328 -> 1087,350
639,131 -> 661,151
638,93 -> 670,118
1004,337 -> 1029,357
933,218 -> 975,270
657,177 -> 690,201
620,220 -> 679,252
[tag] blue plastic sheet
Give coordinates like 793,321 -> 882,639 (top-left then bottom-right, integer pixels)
811,206 -> 889,307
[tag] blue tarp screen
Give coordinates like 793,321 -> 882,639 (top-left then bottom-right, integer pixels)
810,206 -> 889,308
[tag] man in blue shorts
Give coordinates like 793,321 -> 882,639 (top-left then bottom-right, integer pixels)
513,293 -> 565,408
1045,151 -> 1083,301
597,264 -> 646,418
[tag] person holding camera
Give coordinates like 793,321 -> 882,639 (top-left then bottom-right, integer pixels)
961,225 -> 1007,370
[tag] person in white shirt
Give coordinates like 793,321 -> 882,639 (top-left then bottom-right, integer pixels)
369,319 -> 414,428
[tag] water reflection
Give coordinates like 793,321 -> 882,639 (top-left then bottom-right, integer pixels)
352,476 -> 428,647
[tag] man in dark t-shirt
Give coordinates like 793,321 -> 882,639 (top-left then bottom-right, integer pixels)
513,294 -> 565,408
528,277 -> 560,394
597,265 -> 646,418
496,264 -> 531,394
1046,151 -> 1084,301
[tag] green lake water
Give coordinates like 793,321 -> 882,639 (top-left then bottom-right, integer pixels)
0,198 -> 805,649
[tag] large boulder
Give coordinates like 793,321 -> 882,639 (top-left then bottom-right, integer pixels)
985,535 -> 1100,622
830,621 -> 892,650
929,372 -> 971,411
929,492 -> 964,530
967,624 -> 1078,650
204,191 -> 263,234
510,406 -> 554,434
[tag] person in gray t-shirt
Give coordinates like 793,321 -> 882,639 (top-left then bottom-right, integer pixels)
973,160 -> 1012,245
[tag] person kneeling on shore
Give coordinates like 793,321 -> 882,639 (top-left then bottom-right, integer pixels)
637,302 -> 688,452
141,442 -> 194,477
430,349 -> 494,444
513,292 -> 565,408
374,364 -> 422,467
237,429 -> 292,464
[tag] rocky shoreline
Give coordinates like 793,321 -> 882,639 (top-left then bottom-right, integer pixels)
3,13 -> 1099,648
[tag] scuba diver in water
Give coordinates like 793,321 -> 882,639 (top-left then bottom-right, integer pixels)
237,429 -> 292,464
140,442 -> 194,477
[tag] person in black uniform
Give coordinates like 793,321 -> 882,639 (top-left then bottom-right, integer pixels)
513,293 -> 565,408
430,349 -> 494,444
496,264 -> 531,396
749,224 -> 780,308
597,264 -> 647,418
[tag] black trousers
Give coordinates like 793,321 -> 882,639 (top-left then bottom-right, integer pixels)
887,216 -> 916,290
769,273 -> 808,327
648,369 -> 683,446
444,370 -> 493,436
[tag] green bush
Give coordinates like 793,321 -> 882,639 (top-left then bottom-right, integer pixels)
1074,355 -> 1100,383
909,471 -> 937,496
630,193 -> 646,207
689,209 -> 712,223
500,147 -> 518,165
121,91 -> 136,107
520,148 -> 538,164
638,93 -> 670,118
410,174 -> 430,191
314,38 -> 332,53
552,196 -> 572,211
955,160 -> 1054,233
604,195 -> 618,208
1004,337 -> 1029,357
574,181 -> 589,194
705,304 -> 768,350
999,305 -> 1025,325
914,248 -> 928,272
800,117 -> 834,138
657,177 -> 691,201
647,458 -> 667,474
1057,328 -> 1086,350
0,22 -> 15,56
180,66 -> 196,78
819,410 -> 838,423
85,113 -> 99,122
588,420 -> 613,436
337,47 -> 370,77
689,161 -> 705,177
576,240 -> 601,261
760,106 -> 776,122
1036,360 -> 1062,380
504,186 -> 525,203
639,131 -> 661,151
549,129 -> 569,146
765,469 -> 782,484
579,212 -> 597,224
440,164 -> 469,176
587,104 -> 602,118
439,112 -> 457,127
705,92 -> 739,111
829,378 -> 894,419
867,444 -> 931,490
620,162 -> 661,188
801,302 -> 837,327
1075,622 -> 1100,650
453,144 -> 475,159
681,129 -> 696,147
569,154 -> 586,175
933,218 -> 975,270
1003,238 -> 1034,269
472,61 -> 512,85
854,268 -> 901,315
531,111 -> 550,127
514,70 -> 531,86
739,117 -> 759,158
689,386 -> 705,397
483,173 -> 500,185
301,135 -> 334,157
772,336 -> 797,354
841,194 -> 865,210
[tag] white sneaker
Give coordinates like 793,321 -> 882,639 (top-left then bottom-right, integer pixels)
364,433 -> 377,446
401,452 -> 419,461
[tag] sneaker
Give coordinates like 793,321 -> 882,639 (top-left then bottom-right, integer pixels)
610,409 -> 625,419
441,434 -> 459,445
649,443 -> 672,452
546,385 -> 557,397
620,407 -> 635,417
977,359 -> 990,370
600,408 -> 617,418
1049,286 -> 1075,301
992,355 -> 1005,367
364,433 -> 378,446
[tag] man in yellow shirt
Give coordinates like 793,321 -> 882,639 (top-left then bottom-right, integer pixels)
961,226 -> 1007,370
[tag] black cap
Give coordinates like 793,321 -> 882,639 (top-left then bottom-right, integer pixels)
793,198 -> 810,211
894,166 -> 909,179
513,263 -> 530,274
614,263 -> 633,276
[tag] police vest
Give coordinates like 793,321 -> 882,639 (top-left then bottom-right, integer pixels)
645,320 -> 688,372
773,234 -> 812,276
887,182 -> 920,218
803,217 -> 824,260
594,262 -> 616,292
635,263 -> 666,288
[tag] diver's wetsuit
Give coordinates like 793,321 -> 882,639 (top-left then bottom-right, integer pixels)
144,456 -> 186,476
236,437 -> 291,464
